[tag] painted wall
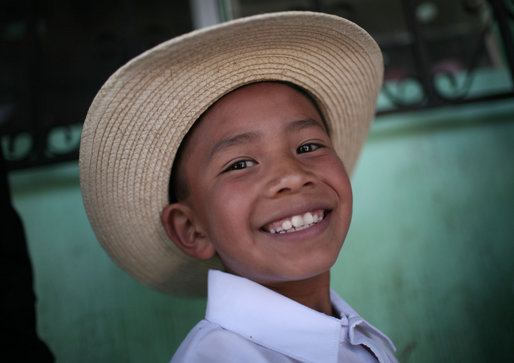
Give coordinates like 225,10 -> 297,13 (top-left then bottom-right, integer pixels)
336,99 -> 514,362
9,98 -> 514,362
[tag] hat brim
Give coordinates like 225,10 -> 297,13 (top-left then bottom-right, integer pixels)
79,11 -> 383,296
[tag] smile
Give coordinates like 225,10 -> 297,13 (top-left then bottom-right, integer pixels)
263,209 -> 326,234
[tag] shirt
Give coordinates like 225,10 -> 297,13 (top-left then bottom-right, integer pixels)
171,270 -> 397,363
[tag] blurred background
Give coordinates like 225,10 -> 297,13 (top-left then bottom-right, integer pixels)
1,0 -> 513,361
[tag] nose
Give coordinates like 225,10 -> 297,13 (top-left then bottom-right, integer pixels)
265,155 -> 315,197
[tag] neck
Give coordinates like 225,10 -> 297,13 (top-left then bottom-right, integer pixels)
264,271 -> 333,316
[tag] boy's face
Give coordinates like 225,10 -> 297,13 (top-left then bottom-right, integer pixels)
170,82 -> 352,286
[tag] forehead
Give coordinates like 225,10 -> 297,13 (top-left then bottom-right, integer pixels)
192,82 -> 324,140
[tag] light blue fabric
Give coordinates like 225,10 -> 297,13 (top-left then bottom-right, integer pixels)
171,270 -> 397,362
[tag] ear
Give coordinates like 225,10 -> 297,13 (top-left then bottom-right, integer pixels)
161,203 -> 216,260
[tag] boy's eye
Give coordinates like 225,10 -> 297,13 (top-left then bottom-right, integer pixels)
297,143 -> 321,154
225,159 -> 256,172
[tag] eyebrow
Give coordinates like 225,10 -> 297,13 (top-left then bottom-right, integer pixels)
285,118 -> 327,134
209,131 -> 261,159
208,118 -> 327,159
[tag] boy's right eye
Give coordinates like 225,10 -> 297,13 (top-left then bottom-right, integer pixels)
224,159 -> 256,172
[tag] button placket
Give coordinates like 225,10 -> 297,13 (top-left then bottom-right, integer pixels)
338,314 -> 349,343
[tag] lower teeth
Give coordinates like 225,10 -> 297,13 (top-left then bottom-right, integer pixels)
275,222 -> 315,234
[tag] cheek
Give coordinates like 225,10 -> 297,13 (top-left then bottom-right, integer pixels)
323,156 -> 353,198
341,175 -> 353,208
323,158 -> 353,229
203,179 -> 256,236
202,182 -> 259,274
338,173 -> 353,219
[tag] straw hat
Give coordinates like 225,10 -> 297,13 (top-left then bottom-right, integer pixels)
79,11 -> 383,297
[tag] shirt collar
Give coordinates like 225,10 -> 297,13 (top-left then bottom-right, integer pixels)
205,270 -> 396,363
331,290 -> 398,362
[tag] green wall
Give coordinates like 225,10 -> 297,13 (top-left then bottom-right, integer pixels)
9,98 -> 514,362
337,99 -> 514,362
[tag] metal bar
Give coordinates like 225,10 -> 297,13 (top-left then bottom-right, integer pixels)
26,0 -> 44,166
401,0 -> 441,106
487,0 -> 514,85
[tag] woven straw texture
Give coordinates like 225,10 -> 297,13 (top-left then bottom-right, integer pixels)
79,11 -> 383,296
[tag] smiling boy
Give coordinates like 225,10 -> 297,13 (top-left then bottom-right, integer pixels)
162,82 -> 352,315
80,11 -> 397,363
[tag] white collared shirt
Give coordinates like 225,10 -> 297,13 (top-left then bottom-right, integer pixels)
171,270 -> 397,363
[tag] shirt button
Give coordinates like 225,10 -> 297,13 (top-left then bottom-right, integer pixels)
340,315 -> 349,326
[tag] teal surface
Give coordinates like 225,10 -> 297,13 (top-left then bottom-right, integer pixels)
335,100 -> 514,362
9,98 -> 514,362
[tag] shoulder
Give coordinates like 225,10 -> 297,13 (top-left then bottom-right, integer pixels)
170,320 -> 294,363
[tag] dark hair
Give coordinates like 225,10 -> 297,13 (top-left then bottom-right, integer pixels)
168,81 -> 327,204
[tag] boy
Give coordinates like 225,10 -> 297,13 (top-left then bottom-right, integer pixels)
80,11 -> 397,362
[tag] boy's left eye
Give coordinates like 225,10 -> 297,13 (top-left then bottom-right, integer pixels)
297,143 -> 321,154
224,159 -> 257,172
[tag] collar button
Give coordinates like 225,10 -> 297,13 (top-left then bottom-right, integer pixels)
340,315 -> 349,326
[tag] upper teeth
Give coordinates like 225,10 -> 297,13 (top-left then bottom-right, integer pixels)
269,211 -> 323,234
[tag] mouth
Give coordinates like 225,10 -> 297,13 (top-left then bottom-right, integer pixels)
261,209 -> 328,234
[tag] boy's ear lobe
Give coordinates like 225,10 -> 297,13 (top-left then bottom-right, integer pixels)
161,203 -> 216,260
